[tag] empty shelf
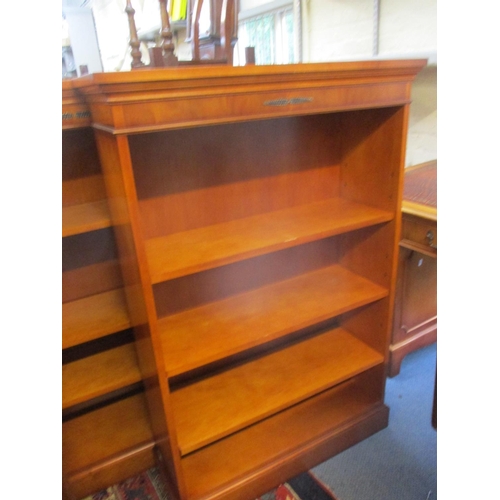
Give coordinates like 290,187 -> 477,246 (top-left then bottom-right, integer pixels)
63,343 -> 142,409
63,200 -> 112,237
146,198 -> 393,283
182,370 -> 383,498
62,288 -> 132,349
171,327 -> 384,455
160,264 -> 388,377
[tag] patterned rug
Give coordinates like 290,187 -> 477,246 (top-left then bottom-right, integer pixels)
81,467 -> 338,500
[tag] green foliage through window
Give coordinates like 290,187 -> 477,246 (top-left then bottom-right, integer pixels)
237,7 -> 295,65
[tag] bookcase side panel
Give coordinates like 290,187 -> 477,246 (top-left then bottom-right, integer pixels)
338,105 -> 411,360
93,129 -> 186,500
339,106 -> 408,214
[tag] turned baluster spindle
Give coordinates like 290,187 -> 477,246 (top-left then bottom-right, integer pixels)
159,0 -> 178,65
125,0 -> 145,68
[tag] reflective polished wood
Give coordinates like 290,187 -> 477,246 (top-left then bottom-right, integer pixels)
66,60 -> 425,499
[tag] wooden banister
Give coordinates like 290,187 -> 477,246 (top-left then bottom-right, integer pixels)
159,0 -> 178,65
125,0 -> 145,68
125,0 -> 237,68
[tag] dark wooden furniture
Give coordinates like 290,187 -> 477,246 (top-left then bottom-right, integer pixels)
62,81 -> 157,500
126,0 -> 237,68
67,60 -> 425,500
432,370 -> 437,429
187,0 -> 237,63
389,160 -> 437,377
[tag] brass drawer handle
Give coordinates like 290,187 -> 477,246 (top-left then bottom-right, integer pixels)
426,230 -> 437,249
263,97 -> 313,106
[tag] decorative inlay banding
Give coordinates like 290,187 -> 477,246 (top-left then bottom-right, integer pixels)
62,110 -> 91,121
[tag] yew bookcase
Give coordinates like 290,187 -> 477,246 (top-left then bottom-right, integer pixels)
62,81 -> 157,500
69,60 -> 425,500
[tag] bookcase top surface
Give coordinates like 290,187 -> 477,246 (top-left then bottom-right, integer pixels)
71,59 -> 426,86
66,59 -> 426,134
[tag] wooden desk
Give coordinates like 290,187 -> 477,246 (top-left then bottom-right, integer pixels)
389,160 -> 437,377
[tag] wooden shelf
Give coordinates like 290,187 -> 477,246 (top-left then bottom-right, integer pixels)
146,198 -> 393,283
171,327 -> 384,455
182,369 -> 383,498
62,174 -> 107,209
159,264 -> 388,377
62,200 -> 112,237
63,393 -> 153,473
62,343 -> 142,409
62,288 -> 132,349
63,393 -> 155,499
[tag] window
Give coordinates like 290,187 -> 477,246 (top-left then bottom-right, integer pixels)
236,0 -> 300,65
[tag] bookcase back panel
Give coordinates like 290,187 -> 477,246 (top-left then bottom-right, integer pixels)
62,230 -> 126,361
138,168 -> 339,240
62,329 -> 135,364
62,129 -> 106,207
63,259 -> 123,303
62,128 -> 102,181
62,175 -> 108,207
129,115 -> 343,238
154,237 -> 340,318
62,228 -> 118,272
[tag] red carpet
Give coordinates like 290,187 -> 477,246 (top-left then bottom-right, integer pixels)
81,467 -> 338,500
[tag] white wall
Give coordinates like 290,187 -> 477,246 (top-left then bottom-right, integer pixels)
406,66 -> 437,167
379,0 -> 437,165
379,0 -> 436,56
303,0 -> 373,62
304,0 -> 437,62
302,0 -> 437,165
63,6 -> 103,75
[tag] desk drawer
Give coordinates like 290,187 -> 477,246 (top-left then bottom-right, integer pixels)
400,213 -> 437,257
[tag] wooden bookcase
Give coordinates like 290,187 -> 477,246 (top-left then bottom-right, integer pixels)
62,81 -> 156,500
71,60 -> 425,500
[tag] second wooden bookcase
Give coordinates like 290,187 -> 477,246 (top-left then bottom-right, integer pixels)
62,81 -> 156,500
74,60 -> 425,500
